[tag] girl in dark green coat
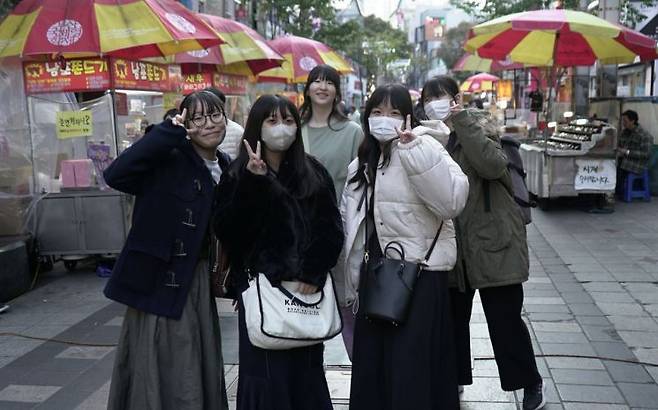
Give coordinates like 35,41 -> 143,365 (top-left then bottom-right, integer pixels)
417,76 -> 545,410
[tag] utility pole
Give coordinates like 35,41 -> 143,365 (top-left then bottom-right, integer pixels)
598,0 -> 620,97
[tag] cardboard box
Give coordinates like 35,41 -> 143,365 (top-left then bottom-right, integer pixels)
61,159 -> 93,188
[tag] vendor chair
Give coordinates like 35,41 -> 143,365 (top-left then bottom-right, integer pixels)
622,170 -> 651,202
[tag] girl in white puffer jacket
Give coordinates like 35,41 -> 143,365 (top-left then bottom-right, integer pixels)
341,84 -> 469,410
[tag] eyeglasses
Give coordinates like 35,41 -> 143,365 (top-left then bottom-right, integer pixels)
187,112 -> 225,128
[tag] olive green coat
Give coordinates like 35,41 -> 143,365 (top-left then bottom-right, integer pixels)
448,109 -> 529,291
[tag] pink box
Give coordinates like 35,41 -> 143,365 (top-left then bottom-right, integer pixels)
60,159 -> 93,188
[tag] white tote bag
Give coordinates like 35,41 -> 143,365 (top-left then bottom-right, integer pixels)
242,272 -> 343,350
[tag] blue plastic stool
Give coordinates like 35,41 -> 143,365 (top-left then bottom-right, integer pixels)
623,170 -> 651,202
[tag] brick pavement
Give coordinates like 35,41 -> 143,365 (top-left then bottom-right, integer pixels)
1,201 -> 658,409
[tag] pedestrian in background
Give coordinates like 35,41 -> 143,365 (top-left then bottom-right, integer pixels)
419,75 -> 545,410
104,90 -> 230,410
299,64 -> 363,358
205,86 -> 245,160
342,84 -> 468,410
213,95 -> 343,410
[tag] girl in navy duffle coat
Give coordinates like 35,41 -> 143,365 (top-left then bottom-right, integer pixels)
105,90 -> 231,410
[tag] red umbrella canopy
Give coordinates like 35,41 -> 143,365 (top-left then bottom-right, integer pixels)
460,72 -> 500,93
465,9 -> 658,66
0,0 -> 223,59
257,35 -> 352,83
173,13 -> 283,75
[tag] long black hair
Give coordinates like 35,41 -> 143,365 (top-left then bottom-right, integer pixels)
299,64 -> 348,128
418,75 -> 460,119
348,84 -> 417,188
233,94 -> 319,198
179,90 -> 226,127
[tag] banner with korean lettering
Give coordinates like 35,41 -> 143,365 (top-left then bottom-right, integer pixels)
112,59 -> 175,92
182,72 -> 214,95
56,111 -> 93,139
24,59 -> 110,94
213,73 -> 248,95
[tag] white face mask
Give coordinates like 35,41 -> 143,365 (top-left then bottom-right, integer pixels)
261,123 -> 297,152
425,99 -> 452,121
368,116 -> 403,143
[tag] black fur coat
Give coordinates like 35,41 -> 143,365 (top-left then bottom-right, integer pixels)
213,157 -> 344,290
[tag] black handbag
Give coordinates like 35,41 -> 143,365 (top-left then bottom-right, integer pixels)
361,185 -> 443,326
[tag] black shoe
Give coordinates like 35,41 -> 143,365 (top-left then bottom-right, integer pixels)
523,380 -> 546,410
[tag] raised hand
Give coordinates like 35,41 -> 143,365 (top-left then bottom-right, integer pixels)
297,282 -> 319,295
450,98 -> 464,115
171,108 -> 196,139
396,114 -> 415,144
243,139 -> 267,175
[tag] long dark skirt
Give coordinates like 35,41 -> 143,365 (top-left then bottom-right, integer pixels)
349,271 -> 459,410
236,296 -> 333,410
108,259 -> 227,410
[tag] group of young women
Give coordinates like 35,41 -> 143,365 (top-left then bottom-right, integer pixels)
103,64 -> 544,410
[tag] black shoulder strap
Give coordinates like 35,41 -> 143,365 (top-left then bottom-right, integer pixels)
483,180 -> 491,213
423,221 -> 444,262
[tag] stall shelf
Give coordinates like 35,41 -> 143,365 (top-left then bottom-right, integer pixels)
520,119 -> 617,205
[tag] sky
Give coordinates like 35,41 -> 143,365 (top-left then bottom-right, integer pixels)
333,0 -> 453,22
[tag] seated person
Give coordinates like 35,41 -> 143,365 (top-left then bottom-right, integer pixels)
617,110 -> 653,191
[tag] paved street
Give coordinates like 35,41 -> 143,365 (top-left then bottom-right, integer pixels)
1,200 -> 658,409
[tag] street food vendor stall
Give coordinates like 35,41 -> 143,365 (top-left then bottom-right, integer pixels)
23,57 -> 182,269
520,118 -> 618,207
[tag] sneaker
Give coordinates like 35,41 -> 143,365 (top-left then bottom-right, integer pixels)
523,380 -> 546,410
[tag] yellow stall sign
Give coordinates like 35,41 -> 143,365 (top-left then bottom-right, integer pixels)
56,111 -> 93,139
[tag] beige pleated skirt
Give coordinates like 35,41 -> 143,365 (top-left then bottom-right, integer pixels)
107,260 -> 227,410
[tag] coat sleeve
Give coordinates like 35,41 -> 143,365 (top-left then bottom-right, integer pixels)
397,135 -> 469,220
299,163 -> 345,287
103,121 -> 186,195
451,110 -> 508,180
628,128 -> 653,163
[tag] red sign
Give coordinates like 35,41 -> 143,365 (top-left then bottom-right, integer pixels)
181,72 -> 213,95
213,73 -> 248,95
111,59 -> 173,92
23,59 -> 110,94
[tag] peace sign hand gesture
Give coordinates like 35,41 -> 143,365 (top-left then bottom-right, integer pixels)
171,108 -> 196,139
243,140 -> 267,175
396,114 -> 415,144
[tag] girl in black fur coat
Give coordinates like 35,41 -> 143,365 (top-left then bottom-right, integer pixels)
213,95 -> 344,410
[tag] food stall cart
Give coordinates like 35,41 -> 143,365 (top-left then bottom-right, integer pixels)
24,58 -> 181,269
520,119 -> 618,208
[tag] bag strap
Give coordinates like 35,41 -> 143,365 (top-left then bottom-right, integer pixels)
277,284 -> 325,308
359,162 -> 444,265
483,179 -> 491,213
423,221 -> 444,263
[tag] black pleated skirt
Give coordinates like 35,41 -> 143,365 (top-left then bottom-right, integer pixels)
349,270 -> 459,410
236,296 -> 333,410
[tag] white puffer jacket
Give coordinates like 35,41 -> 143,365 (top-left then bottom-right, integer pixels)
339,134 -> 469,307
218,119 -> 244,159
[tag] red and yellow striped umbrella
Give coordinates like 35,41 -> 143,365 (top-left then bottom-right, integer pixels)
0,0 -> 223,59
464,9 -> 658,67
172,13 -> 283,76
257,35 -> 352,83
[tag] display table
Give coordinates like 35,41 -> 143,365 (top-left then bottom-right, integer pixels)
36,190 -> 130,257
520,120 -> 617,202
